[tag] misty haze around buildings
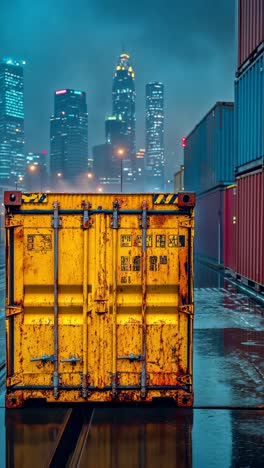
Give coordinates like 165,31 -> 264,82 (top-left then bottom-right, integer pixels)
0,53 -> 167,197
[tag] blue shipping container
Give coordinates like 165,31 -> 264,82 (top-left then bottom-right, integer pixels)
184,102 -> 234,195
235,52 -> 264,171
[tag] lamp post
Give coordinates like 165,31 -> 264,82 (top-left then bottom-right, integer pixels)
28,164 -> 37,191
15,176 -> 24,190
116,148 -> 125,193
54,172 -> 63,191
166,178 -> 172,192
85,172 -> 94,192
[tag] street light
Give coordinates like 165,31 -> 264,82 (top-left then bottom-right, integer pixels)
27,164 -> 44,191
116,147 -> 126,193
15,176 -> 24,190
166,178 -> 172,191
26,164 -> 39,191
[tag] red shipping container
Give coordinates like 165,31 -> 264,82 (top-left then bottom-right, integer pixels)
238,0 -> 264,70
224,185 -> 236,270
235,169 -> 264,287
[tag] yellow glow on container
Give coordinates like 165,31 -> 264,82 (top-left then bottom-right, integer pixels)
4,192 -> 195,407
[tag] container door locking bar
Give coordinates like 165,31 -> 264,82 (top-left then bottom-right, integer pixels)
140,200 -> 149,398
117,354 -> 142,362
30,354 -> 55,362
81,201 -> 91,398
52,200 -> 61,399
110,200 -> 120,398
61,355 -> 81,365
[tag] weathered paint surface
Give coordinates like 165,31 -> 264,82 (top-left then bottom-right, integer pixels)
195,187 -> 224,265
235,170 -> 264,287
235,52 -> 264,169
5,192 -> 195,405
223,185 -> 236,271
238,0 -> 264,70
184,102 -> 234,195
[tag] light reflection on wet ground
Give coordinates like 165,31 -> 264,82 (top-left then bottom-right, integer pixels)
194,263 -> 264,408
0,252 -> 264,466
79,407 -> 264,468
3,407 -> 264,468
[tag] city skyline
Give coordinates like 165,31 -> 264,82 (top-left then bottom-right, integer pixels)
0,0 -> 235,177
0,51 -> 167,192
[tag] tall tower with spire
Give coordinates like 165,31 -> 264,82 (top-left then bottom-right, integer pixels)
112,53 -> 136,185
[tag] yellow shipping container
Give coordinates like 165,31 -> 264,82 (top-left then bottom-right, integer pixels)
4,191 -> 195,407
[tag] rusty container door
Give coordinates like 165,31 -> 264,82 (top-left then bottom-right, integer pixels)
5,192 -> 194,407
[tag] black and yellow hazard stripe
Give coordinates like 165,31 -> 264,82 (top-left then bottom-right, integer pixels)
153,194 -> 177,205
22,193 -> 47,203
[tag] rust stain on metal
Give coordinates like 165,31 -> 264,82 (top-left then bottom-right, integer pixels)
154,215 -> 167,227
5,192 -> 194,406
6,391 -> 24,409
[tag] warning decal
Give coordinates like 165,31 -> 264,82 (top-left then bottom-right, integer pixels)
153,194 -> 177,204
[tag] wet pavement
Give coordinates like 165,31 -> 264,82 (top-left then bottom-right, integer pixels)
78,407 -> 264,468
2,407 -> 264,467
0,253 -> 263,467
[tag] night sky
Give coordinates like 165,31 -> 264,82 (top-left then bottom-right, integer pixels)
0,0 -> 235,176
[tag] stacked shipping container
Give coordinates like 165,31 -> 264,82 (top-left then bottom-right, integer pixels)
174,165 -> 184,192
235,52 -> 264,171
233,0 -> 264,290
184,102 -> 234,195
194,187 -> 225,265
238,0 -> 264,72
182,0 -> 264,279
184,103 -> 234,265
223,185 -> 236,271
234,170 -> 264,290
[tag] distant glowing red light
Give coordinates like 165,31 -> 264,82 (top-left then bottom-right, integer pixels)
42,149 -> 47,155
56,89 -> 67,95
181,137 -> 187,148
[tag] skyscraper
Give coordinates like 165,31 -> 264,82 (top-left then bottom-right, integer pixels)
0,58 -> 25,187
50,89 -> 88,185
145,82 -> 164,191
105,114 -> 124,147
105,114 -> 125,181
112,53 -> 136,185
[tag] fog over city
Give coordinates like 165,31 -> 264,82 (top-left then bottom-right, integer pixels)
0,0 -> 235,189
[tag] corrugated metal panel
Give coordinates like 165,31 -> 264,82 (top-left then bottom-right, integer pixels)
235,170 -> 264,286
184,103 -> 234,195
235,52 -> 264,169
174,165 -> 184,192
238,0 -> 264,70
224,185 -> 236,270
4,191 -> 195,407
195,187 -> 224,265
